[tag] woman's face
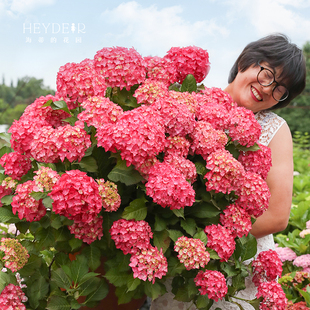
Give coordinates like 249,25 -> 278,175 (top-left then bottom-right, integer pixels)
225,62 -> 282,113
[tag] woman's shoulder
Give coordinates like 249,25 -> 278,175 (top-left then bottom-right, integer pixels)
254,110 -> 287,146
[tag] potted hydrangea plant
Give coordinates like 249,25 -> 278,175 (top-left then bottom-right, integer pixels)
0,45 -> 287,310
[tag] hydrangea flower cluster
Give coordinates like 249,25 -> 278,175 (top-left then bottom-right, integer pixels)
0,238 -> 29,272
94,46 -> 146,90
287,301 -> 309,310
0,284 -> 27,310
109,219 -> 153,255
252,250 -> 283,287
256,281 -> 287,310
48,170 -> 102,223
293,254 -> 310,269
68,216 -> 103,244
145,161 -> 196,210
11,180 -> 46,222
168,90 -> 199,113
0,177 -> 17,207
165,46 -> 210,83
204,224 -> 235,262
174,236 -> 210,270
96,179 -> 121,212
194,270 -> 228,302
0,151 -> 31,180
274,244 -> 297,262
129,246 -> 168,284
164,136 -> 190,157
33,167 -> 60,192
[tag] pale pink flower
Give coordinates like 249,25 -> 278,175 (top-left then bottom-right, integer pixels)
204,224 -> 235,262
228,106 -> 261,147
0,284 -> 27,309
165,136 -> 191,158
204,149 -> 245,194
190,121 -> 228,160
293,254 -> 310,269
96,179 -> 121,212
48,170 -> 102,223
300,229 -> 310,238
78,96 -> 123,128
236,172 -> 271,218
129,246 -> 168,284
110,219 -> 153,255
145,161 -> 195,210
252,250 -> 283,287
220,204 -> 252,238
274,244 -> 297,262
194,270 -> 227,301
174,236 -> 210,270
256,281 -> 287,310
306,220 -> 310,229
94,46 -> 146,90
11,180 -> 46,222
68,216 -> 103,244
238,143 -> 272,180
0,152 -> 31,180
56,58 -> 106,108
33,167 -> 60,192
164,46 -> 210,83
0,238 -> 29,272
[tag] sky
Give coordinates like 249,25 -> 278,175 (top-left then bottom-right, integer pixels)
0,0 -> 310,91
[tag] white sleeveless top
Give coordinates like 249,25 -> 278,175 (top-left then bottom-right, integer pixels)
150,111 -> 286,310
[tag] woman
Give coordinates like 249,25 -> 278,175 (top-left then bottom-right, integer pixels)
151,34 -> 306,310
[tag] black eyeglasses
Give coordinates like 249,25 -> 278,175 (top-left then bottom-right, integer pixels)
257,62 -> 289,102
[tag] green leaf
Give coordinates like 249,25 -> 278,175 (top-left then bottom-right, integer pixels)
167,229 -> 183,242
84,278 -> 109,302
297,288 -> 310,305
69,238 -> 83,252
181,74 -> 197,93
79,277 -> 101,297
172,208 -> 185,219
47,296 -> 71,310
144,281 -> 166,300
28,275 -> 49,309
104,268 -> 130,287
239,234 -> 257,261
195,161 -> 207,176
77,156 -> 98,173
35,226 -> 56,249
154,214 -> 167,231
0,271 -> 16,292
181,218 -> 197,236
153,230 -> 171,254
71,255 -> 90,285
82,245 -> 101,271
51,100 -> 70,114
167,256 -> 186,277
122,198 -> 147,221
0,133 -> 12,145
19,255 -> 42,277
108,160 -> 144,186
0,205 -> 19,222
186,202 -> 221,218
127,277 -> 141,292
194,229 -> 208,246
51,268 -> 72,291
43,196 -> 53,209
15,221 -> 30,234
30,191 -> 47,200
196,294 -> 211,309
0,145 -> 11,158
0,195 -> 13,206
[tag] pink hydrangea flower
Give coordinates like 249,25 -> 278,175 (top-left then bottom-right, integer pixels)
48,170 -> 102,223
220,204 -> 252,238
236,171 -> 271,218
145,161 -> 196,210
33,167 -> 60,192
300,229 -> 310,238
287,301 -> 308,310
68,216 -> 103,244
274,244 -> 297,262
11,180 -> 46,222
0,152 -> 31,180
197,87 -> 236,111
252,250 -> 283,286
110,219 -> 153,255
0,238 -> 29,272
30,126 -> 59,163
256,281 -> 287,310
293,254 -> 310,269
165,136 -> 190,158
238,143 -> 272,180
164,46 -> 210,83
164,154 -> 197,184
133,79 -> 169,105
9,117 -> 50,156
54,122 -> 91,162
97,105 -> 165,167
195,102 -> 230,131
168,90 -> 199,114
56,58 -> 106,108
152,98 -> 196,137
194,270 -> 228,302
190,121 -> 228,160
129,245 -> 168,284
204,224 -> 235,262
0,284 -> 27,310
96,179 -> 121,212
204,149 -> 245,194
228,106 -> 261,147
94,46 -> 146,90
143,55 -> 178,86
21,94 -> 70,128
174,236 -> 210,270
134,156 -> 158,179
78,96 -> 123,128
306,220 -> 310,229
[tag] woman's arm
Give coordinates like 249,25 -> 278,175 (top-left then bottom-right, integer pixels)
249,122 -> 293,239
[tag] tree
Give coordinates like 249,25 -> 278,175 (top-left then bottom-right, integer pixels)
276,42 -> 310,134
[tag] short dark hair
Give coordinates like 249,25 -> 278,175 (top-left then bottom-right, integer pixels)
228,33 -> 306,110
